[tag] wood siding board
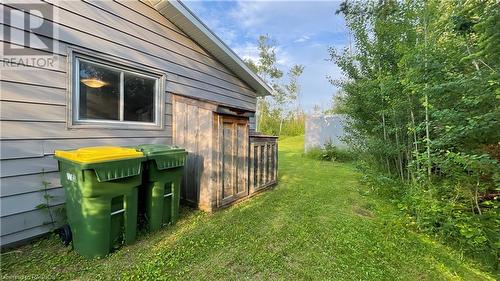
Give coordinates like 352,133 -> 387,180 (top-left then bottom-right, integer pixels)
3,27 -> 256,110
197,108 -> 213,210
0,140 -> 44,160
266,145 -> 270,183
112,0 -> 188,36
275,142 -> 278,181
172,75 -> 256,101
0,36 -> 67,57
1,156 -> 58,178
173,98 -> 216,209
165,92 -> 172,103
166,81 -> 255,111
0,99 -> 169,125
213,114 -> 224,207
264,144 -> 269,185
254,145 -> 258,190
0,121 -> 172,140
3,28 -> 256,111
184,105 -> 193,201
0,81 -> 67,106
0,101 -> 66,122
42,137 -> 172,156
236,124 -> 246,194
2,41 -> 255,107
0,224 -> 53,246
261,144 -> 266,187
173,101 -> 187,200
0,40 -> 66,59
0,23 -> 55,52
249,143 -> 255,193
2,4 -> 256,97
186,104 -> 199,202
222,122 -> 233,200
44,0 -> 240,78
0,172 -> 60,197
0,187 -> 65,217
244,124 -> 249,194
257,143 -> 261,188
0,67 -> 67,90
272,143 -> 276,183
1,205 -> 65,236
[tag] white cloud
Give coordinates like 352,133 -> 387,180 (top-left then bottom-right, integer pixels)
183,0 -> 348,110
228,0 -> 346,41
231,42 -> 260,62
294,35 -> 311,43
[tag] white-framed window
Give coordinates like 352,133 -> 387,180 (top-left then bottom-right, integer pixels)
69,50 -> 165,130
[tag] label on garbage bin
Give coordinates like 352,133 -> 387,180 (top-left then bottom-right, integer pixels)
66,172 -> 76,183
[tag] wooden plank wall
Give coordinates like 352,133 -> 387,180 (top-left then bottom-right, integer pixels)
249,136 -> 278,194
0,0 -> 257,246
172,96 -> 216,212
218,117 -> 249,206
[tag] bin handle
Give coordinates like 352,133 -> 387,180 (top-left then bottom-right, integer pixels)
163,193 -> 173,198
111,209 -> 125,216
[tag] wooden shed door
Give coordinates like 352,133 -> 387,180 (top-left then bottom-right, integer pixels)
219,116 -> 249,206
173,96 -> 216,210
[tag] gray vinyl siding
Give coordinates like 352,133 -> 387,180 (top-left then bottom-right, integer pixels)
0,0 -> 257,246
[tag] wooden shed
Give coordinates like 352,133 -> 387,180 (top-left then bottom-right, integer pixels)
0,0 -> 277,247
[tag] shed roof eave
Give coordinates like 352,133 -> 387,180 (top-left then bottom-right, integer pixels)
152,0 -> 273,97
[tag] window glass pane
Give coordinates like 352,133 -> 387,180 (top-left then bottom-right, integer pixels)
78,60 -> 120,120
123,73 -> 156,123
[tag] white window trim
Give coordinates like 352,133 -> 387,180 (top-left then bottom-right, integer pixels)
67,48 -> 165,130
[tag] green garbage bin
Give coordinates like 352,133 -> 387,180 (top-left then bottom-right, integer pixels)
137,144 -> 187,232
54,146 -> 145,258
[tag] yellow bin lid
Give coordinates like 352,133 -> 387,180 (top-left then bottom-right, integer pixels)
55,146 -> 144,164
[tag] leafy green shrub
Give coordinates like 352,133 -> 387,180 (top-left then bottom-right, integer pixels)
360,164 -> 500,271
304,147 -> 324,160
305,142 -> 356,162
259,106 -> 305,137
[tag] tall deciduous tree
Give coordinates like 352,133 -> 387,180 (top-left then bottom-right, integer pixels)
245,35 -> 305,135
330,0 -> 499,265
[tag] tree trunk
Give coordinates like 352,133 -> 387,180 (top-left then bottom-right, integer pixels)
410,105 -> 419,171
425,94 -> 431,179
424,13 -> 432,180
393,110 -> 404,181
279,117 -> 284,136
382,112 -> 391,174
475,178 -> 482,215
466,42 -> 480,72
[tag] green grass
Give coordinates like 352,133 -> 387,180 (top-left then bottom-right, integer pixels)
1,136 -> 496,280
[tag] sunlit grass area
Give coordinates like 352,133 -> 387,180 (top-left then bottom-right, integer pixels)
1,136 -> 496,280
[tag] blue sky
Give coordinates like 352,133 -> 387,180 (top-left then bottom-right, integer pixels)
183,0 -> 348,111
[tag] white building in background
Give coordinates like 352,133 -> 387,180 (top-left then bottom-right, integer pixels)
305,114 -> 348,151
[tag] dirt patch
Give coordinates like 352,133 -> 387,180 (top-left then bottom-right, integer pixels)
352,205 -> 374,218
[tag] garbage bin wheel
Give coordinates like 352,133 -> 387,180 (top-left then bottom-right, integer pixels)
57,224 -> 72,246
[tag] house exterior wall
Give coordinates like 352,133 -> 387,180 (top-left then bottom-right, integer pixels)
0,1 -> 257,246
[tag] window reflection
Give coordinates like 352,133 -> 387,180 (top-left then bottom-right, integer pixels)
124,73 -> 155,122
76,59 -> 158,124
79,60 -> 120,120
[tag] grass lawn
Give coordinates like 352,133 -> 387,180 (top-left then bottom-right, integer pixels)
1,136 -> 496,280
